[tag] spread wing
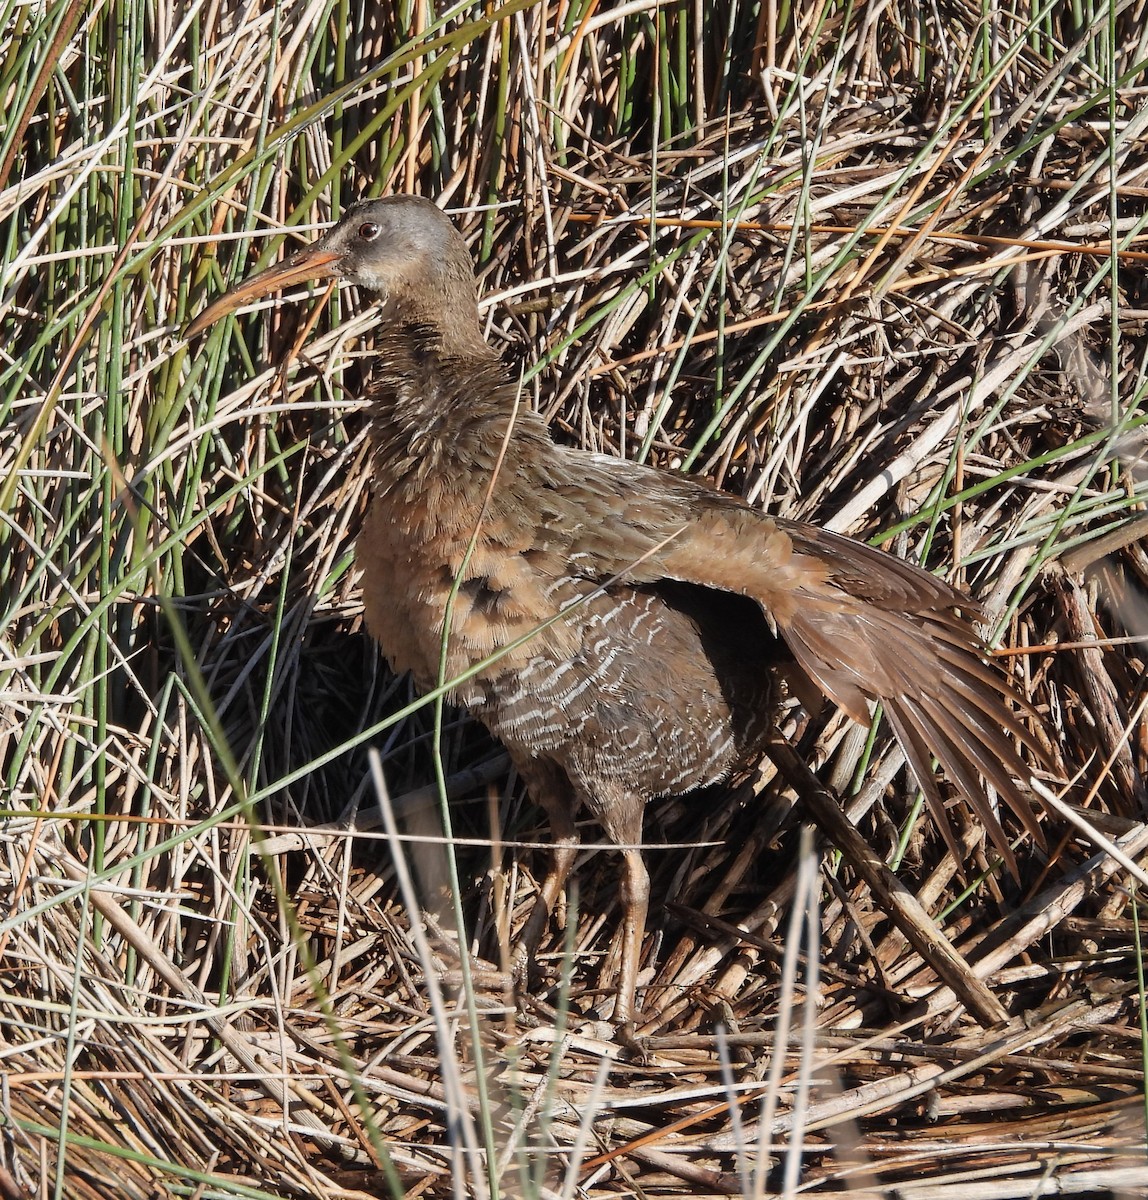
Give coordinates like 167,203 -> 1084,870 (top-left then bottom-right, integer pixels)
528,451 -> 1048,873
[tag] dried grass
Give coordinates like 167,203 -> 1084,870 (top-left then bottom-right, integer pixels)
2,1 -> 1148,1196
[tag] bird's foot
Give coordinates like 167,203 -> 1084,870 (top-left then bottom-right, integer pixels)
616,1019 -> 651,1062
510,940 -> 532,988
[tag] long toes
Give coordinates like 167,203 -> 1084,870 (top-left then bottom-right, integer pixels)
617,1020 -> 651,1062
511,940 -> 532,985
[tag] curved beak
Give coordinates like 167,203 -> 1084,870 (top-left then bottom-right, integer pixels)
184,243 -> 343,339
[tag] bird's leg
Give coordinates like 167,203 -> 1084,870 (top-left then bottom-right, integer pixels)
588,784 -> 652,1045
514,808 -> 580,979
511,763 -> 581,985
613,844 -> 651,1039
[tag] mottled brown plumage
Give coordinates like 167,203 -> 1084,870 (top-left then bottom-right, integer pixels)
188,195 -> 1048,1034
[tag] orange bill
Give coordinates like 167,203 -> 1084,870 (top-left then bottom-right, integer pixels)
184,245 -> 342,339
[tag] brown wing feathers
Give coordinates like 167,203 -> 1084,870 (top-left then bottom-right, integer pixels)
649,507 -> 1046,870
781,545 -> 1046,871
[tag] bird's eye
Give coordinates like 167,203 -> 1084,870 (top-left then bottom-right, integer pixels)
358,221 -> 381,241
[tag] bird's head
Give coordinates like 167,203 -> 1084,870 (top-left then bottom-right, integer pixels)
185,195 -> 489,354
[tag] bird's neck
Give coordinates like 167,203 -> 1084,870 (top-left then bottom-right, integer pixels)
385,278 -> 495,361
366,324 -> 546,504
